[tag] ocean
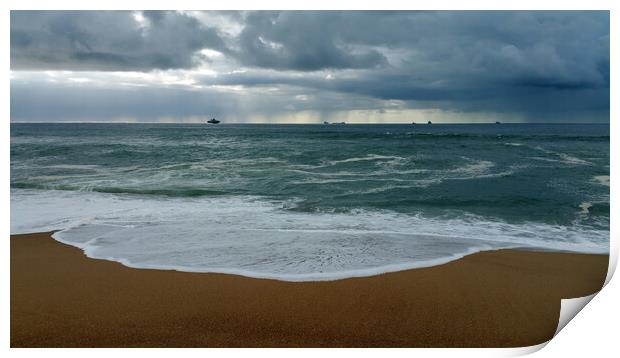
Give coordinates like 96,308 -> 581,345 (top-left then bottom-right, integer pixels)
10,123 -> 610,281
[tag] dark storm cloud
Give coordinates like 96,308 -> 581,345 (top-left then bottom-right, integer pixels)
204,11 -> 609,117
198,69 -> 609,119
11,11 -> 229,71
229,11 -> 609,87
239,13 -> 607,78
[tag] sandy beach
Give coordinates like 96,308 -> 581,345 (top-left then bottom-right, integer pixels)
11,232 -> 608,348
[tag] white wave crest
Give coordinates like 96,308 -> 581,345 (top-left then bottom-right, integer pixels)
593,175 -> 610,187
11,189 -> 608,282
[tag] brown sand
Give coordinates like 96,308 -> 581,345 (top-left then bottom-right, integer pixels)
11,232 -> 608,348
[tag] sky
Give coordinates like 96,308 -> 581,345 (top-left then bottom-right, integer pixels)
10,10 -> 610,123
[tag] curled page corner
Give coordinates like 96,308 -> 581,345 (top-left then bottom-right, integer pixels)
510,293 -> 600,356
552,239 -> 618,334
554,293 -> 597,337
604,241 -> 618,286
523,248 -> 616,354
504,341 -> 549,356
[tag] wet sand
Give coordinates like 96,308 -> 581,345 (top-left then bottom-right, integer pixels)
10,232 -> 608,347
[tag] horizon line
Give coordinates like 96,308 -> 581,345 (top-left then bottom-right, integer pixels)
10,121 -> 610,125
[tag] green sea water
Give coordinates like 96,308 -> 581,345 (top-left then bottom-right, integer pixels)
10,123 -> 609,280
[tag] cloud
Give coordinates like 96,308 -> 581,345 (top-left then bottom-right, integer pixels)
11,10 -> 229,71
10,70 -> 609,124
9,74 -> 389,122
232,11 -> 388,71
9,11 -> 610,122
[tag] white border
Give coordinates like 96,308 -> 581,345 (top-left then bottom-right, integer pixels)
2,1 -> 617,357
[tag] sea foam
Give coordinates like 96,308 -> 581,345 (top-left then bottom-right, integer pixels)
11,189 -> 609,281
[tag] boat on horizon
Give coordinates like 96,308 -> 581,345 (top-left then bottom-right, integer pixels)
207,118 -> 220,124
